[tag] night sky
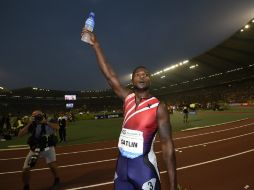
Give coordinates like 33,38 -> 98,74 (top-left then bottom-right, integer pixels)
0,0 -> 254,91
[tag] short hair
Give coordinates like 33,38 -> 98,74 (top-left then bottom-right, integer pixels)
132,66 -> 150,79
32,110 -> 43,116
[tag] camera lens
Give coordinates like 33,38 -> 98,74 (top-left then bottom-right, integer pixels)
28,148 -> 40,167
35,115 -> 43,122
28,155 -> 37,167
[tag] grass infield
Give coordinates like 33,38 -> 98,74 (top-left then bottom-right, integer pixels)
0,106 -> 253,150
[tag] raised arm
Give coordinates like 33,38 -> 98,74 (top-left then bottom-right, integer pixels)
18,122 -> 31,137
157,102 -> 177,190
81,29 -> 130,100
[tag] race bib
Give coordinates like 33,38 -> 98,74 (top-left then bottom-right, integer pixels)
118,128 -> 144,159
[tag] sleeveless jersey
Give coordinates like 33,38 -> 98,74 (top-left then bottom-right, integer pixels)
118,93 -> 160,159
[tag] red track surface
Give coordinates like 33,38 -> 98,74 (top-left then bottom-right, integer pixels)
0,118 -> 254,190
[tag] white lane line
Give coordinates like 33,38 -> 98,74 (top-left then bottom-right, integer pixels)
0,147 -> 29,151
0,147 -> 118,161
176,131 -> 254,150
1,122 -> 254,161
8,145 -> 28,148
176,148 -> 254,170
65,181 -> 114,190
0,158 -> 117,175
181,118 -> 248,131
156,130 -> 254,154
0,149 -> 162,175
174,122 -> 254,140
64,148 -> 254,189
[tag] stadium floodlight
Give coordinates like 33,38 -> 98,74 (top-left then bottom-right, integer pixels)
32,87 -> 38,90
252,19 -> 254,23
151,59 -> 189,76
163,67 -> 170,72
180,81 -> 189,84
0,87 -> 3,90
189,64 -> 199,69
244,24 -> 250,29
183,60 -> 189,64
153,70 -> 163,76
161,75 -> 165,78
208,72 -> 223,78
240,29 -> 244,32
193,77 -> 206,81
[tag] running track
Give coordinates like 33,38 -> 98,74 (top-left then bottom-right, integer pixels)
0,118 -> 254,190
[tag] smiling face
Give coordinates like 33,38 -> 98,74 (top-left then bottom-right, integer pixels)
131,66 -> 151,91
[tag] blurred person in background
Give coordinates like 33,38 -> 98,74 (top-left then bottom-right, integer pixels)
58,113 -> 67,142
183,106 -> 189,123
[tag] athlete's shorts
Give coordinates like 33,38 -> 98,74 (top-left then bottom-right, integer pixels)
23,146 -> 56,169
114,151 -> 161,190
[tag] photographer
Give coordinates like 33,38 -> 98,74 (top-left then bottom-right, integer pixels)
18,110 -> 60,190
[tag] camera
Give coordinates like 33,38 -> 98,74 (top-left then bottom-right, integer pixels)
28,148 -> 40,167
34,114 -> 44,122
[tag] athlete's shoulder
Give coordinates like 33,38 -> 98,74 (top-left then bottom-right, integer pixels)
125,92 -> 135,102
153,96 -> 160,102
148,95 -> 160,104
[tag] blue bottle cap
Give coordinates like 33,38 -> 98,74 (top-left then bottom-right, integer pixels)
89,12 -> 95,17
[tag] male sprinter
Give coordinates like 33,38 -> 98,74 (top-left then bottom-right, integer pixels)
81,29 -> 177,190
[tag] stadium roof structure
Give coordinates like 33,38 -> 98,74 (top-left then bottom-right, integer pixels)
148,18 -> 254,96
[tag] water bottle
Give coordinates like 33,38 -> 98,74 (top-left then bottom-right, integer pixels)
81,12 -> 95,43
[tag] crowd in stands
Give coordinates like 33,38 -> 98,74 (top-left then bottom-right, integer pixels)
160,78 -> 254,108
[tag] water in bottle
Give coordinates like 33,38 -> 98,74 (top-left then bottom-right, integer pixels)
81,12 -> 95,43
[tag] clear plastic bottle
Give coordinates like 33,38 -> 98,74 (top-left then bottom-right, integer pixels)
81,12 -> 95,43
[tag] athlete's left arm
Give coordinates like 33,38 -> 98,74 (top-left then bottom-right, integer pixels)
157,102 -> 177,190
